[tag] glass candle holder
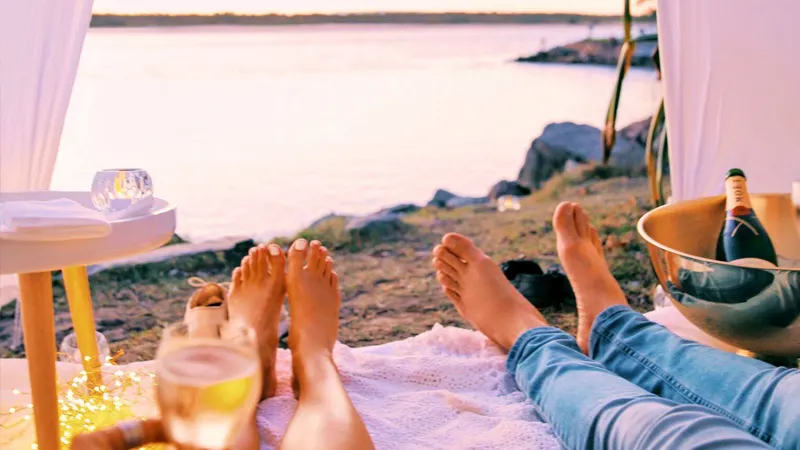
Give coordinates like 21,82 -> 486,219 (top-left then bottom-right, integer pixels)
59,331 -> 110,365
91,168 -> 154,216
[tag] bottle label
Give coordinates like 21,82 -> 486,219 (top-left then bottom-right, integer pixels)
725,175 -> 752,216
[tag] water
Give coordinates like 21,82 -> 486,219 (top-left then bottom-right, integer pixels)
54,24 -> 659,241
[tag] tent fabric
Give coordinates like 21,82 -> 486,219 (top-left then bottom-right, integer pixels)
657,0 -> 800,201
0,0 -> 93,192
0,0 -> 94,331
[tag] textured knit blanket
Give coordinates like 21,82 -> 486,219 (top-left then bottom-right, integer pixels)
256,325 -> 561,450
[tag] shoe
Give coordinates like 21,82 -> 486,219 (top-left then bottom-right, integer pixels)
184,277 -> 229,338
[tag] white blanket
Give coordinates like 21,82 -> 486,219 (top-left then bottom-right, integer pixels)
0,311 -> 727,450
257,325 -> 561,450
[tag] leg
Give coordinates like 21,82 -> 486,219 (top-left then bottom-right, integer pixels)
62,265 -> 102,387
281,239 -> 374,450
551,201 -> 800,448
18,271 -> 60,450
431,230 -> 769,450
591,307 -> 800,448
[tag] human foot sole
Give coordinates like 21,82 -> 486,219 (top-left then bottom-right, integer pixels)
432,233 -> 547,351
228,243 -> 286,399
553,202 -> 627,355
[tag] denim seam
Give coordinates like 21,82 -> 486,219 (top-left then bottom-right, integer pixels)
593,325 -> 777,447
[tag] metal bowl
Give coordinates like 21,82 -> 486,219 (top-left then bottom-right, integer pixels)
638,194 -> 800,357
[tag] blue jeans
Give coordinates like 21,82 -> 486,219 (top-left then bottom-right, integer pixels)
507,306 -> 800,450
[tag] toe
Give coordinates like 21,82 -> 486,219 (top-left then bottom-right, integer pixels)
267,244 -> 286,278
256,246 -> 270,278
318,246 -> 330,274
443,287 -> 461,303
590,227 -> 603,255
553,202 -> 580,244
574,203 -> 590,238
308,240 -> 323,272
442,233 -> 484,263
288,239 -> 308,273
436,271 -> 460,292
433,257 -> 459,280
331,272 -> 339,289
249,246 -> 261,275
232,267 -> 243,286
241,256 -> 252,280
433,245 -> 466,272
323,257 -> 334,279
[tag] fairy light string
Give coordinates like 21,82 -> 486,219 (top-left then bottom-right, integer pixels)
0,350 -> 166,449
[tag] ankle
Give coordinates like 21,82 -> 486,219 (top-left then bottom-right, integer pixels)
293,348 -> 336,386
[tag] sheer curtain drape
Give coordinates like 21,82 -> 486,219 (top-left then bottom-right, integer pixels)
657,0 -> 800,201
0,0 -> 94,316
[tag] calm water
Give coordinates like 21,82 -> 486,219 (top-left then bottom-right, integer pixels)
54,24 -> 659,241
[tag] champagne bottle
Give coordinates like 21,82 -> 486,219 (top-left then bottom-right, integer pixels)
718,168 -> 778,268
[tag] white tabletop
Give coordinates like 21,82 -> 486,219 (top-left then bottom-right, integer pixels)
0,191 -> 176,275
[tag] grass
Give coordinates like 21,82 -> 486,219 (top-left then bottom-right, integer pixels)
0,170 -> 662,363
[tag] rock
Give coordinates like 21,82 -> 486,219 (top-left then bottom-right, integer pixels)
619,117 -> 652,147
488,180 -> 532,200
346,213 -> 411,242
427,189 -> 457,208
517,122 -> 644,189
563,159 -> 585,173
376,203 -> 420,215
516,38 -> 657,68
307,213 -> 350,230
445,196 -> 489,208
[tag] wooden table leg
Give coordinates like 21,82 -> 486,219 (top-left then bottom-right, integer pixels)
62,266 -> 102,387
18,271 -> 60,450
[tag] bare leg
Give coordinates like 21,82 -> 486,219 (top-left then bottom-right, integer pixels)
280,239 -> 375,450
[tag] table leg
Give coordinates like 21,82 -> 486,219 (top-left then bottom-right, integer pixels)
62,266 -> 102,387
18,271 -> 60,450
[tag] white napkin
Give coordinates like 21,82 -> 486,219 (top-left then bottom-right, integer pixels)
0,199 -> 112,241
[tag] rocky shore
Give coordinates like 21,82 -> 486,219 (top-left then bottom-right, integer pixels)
0,118 -> 661,362
516,38 -> 657,68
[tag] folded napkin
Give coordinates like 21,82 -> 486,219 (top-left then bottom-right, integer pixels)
0,199 -> 112,241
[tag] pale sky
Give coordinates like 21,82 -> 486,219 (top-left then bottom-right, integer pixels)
93,0 -> 646,15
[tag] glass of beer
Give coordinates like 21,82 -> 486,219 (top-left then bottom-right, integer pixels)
155,322 -> 262,450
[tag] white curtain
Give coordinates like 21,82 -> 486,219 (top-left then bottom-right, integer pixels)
0,0 -> 94,319
0,0 -> 94,191
658,0 -> 800,201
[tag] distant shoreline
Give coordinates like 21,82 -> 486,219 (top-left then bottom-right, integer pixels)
90,12 -> 655,28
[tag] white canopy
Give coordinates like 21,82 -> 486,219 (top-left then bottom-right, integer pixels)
0,0 -> 94,306
658,0 -> 800,200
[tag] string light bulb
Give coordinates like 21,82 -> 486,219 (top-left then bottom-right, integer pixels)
0,351 -> 166,449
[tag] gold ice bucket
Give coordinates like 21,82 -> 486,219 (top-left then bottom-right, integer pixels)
638,194 -> 800,357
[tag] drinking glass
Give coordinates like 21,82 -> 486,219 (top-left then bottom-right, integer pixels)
91,168 -> 154,217
155,322 -> 262,450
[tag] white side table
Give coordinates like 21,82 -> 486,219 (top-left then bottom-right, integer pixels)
0,191 -> 176,450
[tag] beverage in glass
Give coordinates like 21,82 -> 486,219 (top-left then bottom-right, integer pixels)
155,322 -> 261,450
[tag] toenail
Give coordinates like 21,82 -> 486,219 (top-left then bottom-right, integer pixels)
294,239 -> 307,250
268,245 -> 281,256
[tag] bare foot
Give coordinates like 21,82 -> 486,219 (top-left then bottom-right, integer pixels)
228,243 -> 287,399
432,233 -> 547,351
553,202 -> 627,355
286,239 -> 340,395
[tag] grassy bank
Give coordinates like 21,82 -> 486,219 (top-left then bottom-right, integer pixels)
0,170 -> 661,363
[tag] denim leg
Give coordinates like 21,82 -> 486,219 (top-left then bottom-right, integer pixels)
508,327 -> 769,450
591,305 -> 800,449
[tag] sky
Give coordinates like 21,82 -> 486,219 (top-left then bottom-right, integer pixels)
92,0 -> 645,15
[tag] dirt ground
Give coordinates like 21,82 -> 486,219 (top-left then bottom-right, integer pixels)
0,172 -> 660,363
